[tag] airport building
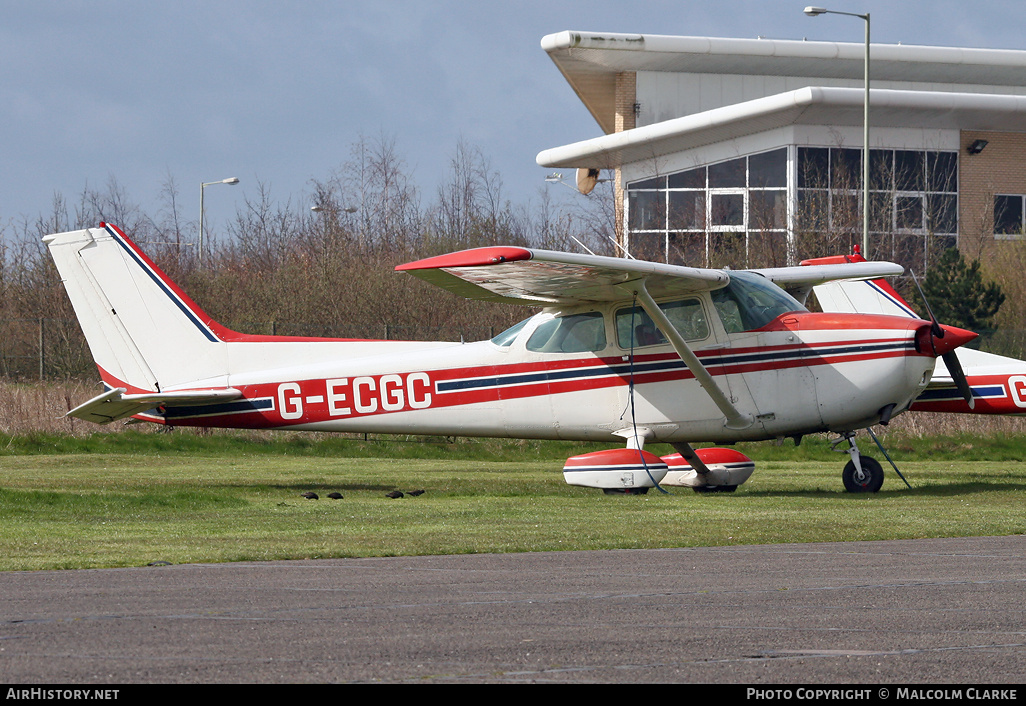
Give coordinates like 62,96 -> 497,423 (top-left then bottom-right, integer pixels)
536,31 -> 1026,272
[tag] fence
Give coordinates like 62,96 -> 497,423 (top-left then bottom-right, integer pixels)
3,317 -> 1025,382
0,318 -> 502,380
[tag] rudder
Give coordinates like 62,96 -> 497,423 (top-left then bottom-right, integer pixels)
45,223 -> 229,392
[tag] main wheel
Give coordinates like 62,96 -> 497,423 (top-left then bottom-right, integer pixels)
692,484 -> 738,493
602,487 -> 650,495
842,456 -> 884,493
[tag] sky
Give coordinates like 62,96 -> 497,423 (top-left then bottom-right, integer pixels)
4,0 -> 1026,237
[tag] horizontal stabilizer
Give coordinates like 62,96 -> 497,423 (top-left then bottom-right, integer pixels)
68,387 -> 242,424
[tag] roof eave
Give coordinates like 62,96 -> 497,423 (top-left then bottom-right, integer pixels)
536,87 -> 1026,170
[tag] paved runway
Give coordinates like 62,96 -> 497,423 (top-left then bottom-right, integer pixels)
1,535 -> 1024,684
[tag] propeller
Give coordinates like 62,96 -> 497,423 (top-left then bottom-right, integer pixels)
909,270 -> 977,409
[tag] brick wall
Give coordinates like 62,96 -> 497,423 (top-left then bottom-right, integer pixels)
959,130 -> 1026,258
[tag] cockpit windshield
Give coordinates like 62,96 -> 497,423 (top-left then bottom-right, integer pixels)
491,318 -> 531,347
712,271 -> 806,333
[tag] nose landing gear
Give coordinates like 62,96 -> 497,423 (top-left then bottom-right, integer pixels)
834,432 -> 884,493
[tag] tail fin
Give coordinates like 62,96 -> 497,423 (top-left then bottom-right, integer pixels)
45,223 -> 230,392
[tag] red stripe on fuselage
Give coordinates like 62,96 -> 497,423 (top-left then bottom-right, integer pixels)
158,332 -> 918,428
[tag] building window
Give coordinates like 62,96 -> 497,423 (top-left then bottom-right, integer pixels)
995,195 -> 1025,238
795,147 -> 958,273
625,148 -> 788,268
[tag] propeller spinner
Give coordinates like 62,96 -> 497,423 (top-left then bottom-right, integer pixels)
910,271 -> 979,409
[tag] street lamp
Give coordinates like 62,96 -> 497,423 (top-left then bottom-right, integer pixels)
805,6 -> 871,258
199,177 -> 240,265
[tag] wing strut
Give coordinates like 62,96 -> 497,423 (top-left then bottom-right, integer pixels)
634,280 -> 754,430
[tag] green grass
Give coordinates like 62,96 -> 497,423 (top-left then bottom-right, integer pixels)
0,430 -> 1025,571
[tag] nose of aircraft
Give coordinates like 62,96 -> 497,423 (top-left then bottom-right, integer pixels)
915,322 -> 978,357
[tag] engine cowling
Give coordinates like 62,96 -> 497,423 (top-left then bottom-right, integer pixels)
659,447 -> 755,489
563,448 -> 668,492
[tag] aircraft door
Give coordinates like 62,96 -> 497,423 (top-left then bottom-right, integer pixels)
710,279 -> 822,434
613,297 -> 728,436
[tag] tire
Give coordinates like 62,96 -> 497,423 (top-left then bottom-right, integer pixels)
842,456 -> 884,493
602,487 -> 650,495
692,484 -> 738,494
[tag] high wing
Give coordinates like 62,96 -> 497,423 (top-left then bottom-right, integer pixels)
396,247 -> 730,305
68,387 -> 243,425
397,246 -> 906,307
749,261 -> 906,305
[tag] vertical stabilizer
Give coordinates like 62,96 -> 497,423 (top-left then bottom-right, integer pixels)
44,224 -> 229,392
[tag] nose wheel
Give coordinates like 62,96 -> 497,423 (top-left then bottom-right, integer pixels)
842,456 -> 884,492
834,432 -> 884,493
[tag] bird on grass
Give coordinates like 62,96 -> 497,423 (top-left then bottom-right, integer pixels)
385,490 -> 404,499
327,492 -> 343,500
300,491 -> 319,500
407,489 -> 426,496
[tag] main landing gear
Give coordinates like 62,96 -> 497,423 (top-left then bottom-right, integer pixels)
834,432 -> 884,493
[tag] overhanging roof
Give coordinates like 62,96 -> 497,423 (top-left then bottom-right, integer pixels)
543,31 -> 1026,134
536,87 -> 1026,170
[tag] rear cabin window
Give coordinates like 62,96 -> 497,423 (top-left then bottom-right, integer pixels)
616,298 -> 709,349
526,312 -> 607,353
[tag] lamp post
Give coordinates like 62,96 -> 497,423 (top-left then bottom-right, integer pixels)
804,6 -> 870,258
199,177 -> 240,266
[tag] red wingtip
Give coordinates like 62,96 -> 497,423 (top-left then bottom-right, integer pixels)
395,247 -> 532,272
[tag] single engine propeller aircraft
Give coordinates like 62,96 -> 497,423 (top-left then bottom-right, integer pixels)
46,223 -> 978,494
807,249 -> 1026,416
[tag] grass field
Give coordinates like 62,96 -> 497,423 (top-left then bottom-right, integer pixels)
1,427 -> 1024,571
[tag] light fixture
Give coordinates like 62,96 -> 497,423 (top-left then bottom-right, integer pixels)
805,6 -> 870,258
199,177 -> 240,266
967,139 -> 989,155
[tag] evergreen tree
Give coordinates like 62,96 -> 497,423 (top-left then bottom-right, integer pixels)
911,247 -> 1005,336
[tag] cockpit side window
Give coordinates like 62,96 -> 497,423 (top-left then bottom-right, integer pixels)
712,271 -> 806,333
526,312 -> 607,353
615,298 -> 709,349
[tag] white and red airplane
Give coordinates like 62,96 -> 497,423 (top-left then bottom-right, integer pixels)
45,223 -> 978,494
807,249 -> 1026,417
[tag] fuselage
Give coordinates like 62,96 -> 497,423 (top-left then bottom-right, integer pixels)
136,295 -> 938,445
